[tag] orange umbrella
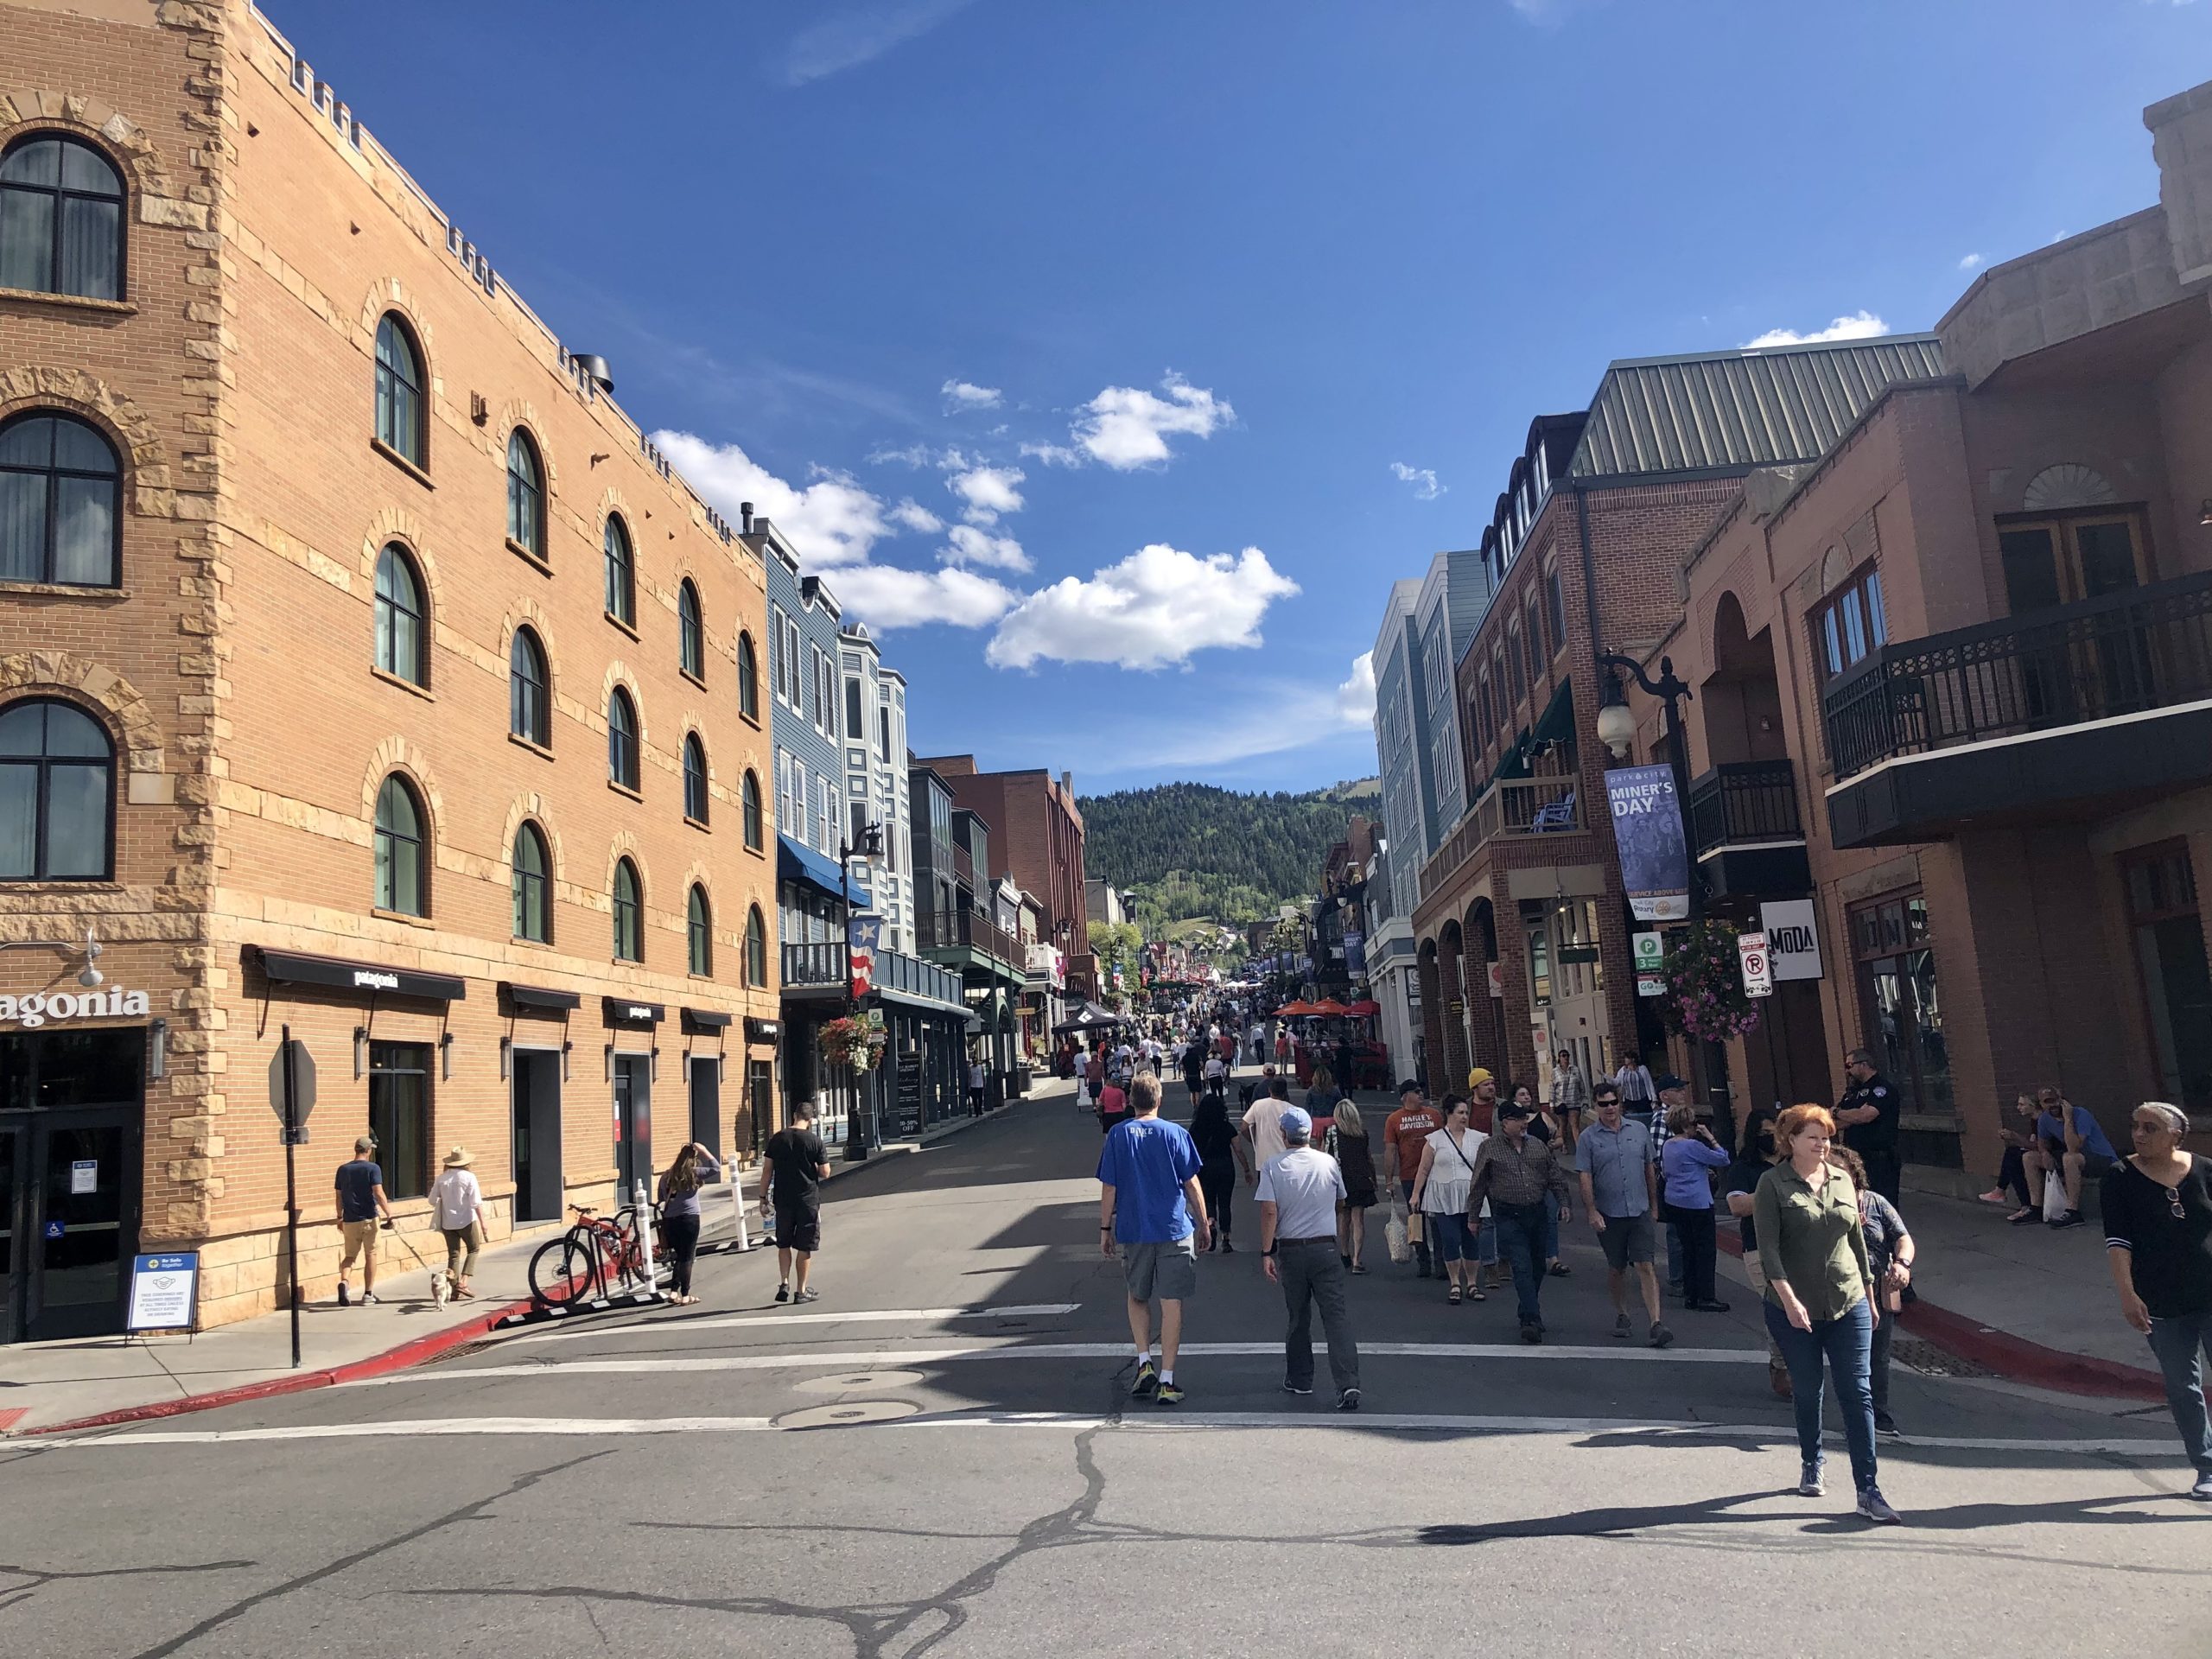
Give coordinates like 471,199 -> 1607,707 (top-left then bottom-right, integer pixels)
1309,998 -> 1349,1016
1274,1000 -> 1315,1016
1344,999 -> 1382,1017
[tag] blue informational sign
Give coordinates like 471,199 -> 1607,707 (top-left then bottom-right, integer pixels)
44,1219 -> 64,1240
128,1252 -> 201,1332
1605,764 -> 1690,921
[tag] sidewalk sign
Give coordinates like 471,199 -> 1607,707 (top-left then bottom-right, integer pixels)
1633,931 -> 1666,998
1738,931 -> 1773,999
126,1252 -> 200,1336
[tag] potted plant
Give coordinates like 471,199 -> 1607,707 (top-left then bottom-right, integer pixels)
818,1014 -> 886,1073
1657,918 -> 1764,1044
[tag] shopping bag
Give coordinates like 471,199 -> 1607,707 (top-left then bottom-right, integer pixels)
2042,1171 -> 2069,1224
1386,1205 -> 1410,1264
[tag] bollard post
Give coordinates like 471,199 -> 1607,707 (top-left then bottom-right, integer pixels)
633,1178 -> 658,1296
731,1173 -> 752,1252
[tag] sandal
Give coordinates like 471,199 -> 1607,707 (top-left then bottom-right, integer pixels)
1349,1263 -> 1369,1275
1447,1285 -> 1462,1306
1469,1287 -> 1487,1301
1548,1262 -> 1571,1277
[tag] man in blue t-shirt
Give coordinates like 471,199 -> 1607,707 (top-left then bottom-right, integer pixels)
334,1135 -> 395,1306
2029,1090 -> 2119,1230
1098,1071 -> 1208,1406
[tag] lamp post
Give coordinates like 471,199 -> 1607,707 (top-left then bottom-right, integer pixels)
841,820 -> 885,1162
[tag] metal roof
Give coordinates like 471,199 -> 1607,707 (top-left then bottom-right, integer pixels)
1567,334 -> 1947,478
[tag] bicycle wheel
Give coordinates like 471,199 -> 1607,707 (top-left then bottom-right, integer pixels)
529,1232 -> 599,1306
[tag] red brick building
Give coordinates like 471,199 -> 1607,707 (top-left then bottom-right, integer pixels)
910,757 -> 1093,995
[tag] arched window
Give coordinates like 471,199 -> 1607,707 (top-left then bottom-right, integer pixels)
0,698 -> 113,880
505,429 -> 544,556
512,821 -> 550,943
612,857 -> 642,962
0,133 -> 124,301
678,579 -> 705,679
737,632 -> 760,721
373,313 -> 424,467
373,543 -> 427,685
603,514 -> 634,626
687,884 -> 711,976
741,770 -> 764,851
683,733 -> 709,823
509,626 -> 550,747
744,905 -> 767,988
0,411 -> 121,588
373,773 -> 426,916
607,686 -> 639,790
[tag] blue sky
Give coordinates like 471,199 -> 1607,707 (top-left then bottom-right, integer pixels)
270,0 -> 2206,794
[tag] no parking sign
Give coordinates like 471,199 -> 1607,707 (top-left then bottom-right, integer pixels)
1737,931 -> 1773,999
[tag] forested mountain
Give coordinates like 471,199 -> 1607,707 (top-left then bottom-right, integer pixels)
1080,781 -> 1382,927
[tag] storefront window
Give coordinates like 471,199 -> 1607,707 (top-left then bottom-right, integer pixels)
368,1040 -> 431,1201
2122,842 -> 2212,1111
1849,893 -> 1951,1119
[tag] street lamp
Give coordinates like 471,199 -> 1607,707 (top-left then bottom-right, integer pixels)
841,820 -> 885,1162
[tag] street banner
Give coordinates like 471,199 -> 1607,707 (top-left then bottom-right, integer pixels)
1605,765 -> 1690,920
1738,931 -> 1774,998
848,912 -> 881,1000
1344,930 -> 1366,976
1759,899 -> 1824,982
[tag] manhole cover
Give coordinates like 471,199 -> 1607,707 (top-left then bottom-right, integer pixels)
1891,1337 -> 1993,1379
791,1370 -> 925,1395
775,1400 -> 920,1429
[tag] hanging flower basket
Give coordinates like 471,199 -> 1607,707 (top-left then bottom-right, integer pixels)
1658,918 -> 1764,1044
818,1015 -> 886,1073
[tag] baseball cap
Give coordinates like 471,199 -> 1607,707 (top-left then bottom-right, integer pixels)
1497,1099 -> 1532,1121
1278,1105 -> 1313,1138
1655,1074 -> 1689,1093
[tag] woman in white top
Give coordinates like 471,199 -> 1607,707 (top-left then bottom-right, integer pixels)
1410,1096 -> 1490,1304
430,1147 -> 486,1300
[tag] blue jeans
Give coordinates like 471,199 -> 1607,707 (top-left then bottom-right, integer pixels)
1541,1190 -> 1560,1262
1764,1294 -> 1879,1495
1427,1211 -> 1473,1262
2145,1306 -> 2212,1473
1475,1216 -> 1497,1266
1494,1206 -> 1546,1325
1665,1218 -> 1683,1287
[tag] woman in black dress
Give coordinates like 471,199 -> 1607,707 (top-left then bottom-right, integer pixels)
1328,1100 -> 1379,1273
1189,1088 -> 1240,1253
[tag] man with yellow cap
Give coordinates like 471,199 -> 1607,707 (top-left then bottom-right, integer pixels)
1465,1068 -> 1502,1292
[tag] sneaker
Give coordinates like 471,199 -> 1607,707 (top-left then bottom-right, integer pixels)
2049,1209 -> 2088,1230
1220,1237 -> 1234,1254
1873,1408 -> 1899,1438
2190,1470 -> 2212,1501
1336,1388 -> 1362,1412
1154,1381 -> 1185,1406
1519,1321 -> 1542,1344
1856,1486 -> 1904,1525
774,1284 -> 791,1303
1131,1360 -> 1160,1398
1976,1187 -> 2009,1205
1281,1380 -> 1314,1396
1688,1299 -> 1732,1313
797,1287 -> 821,1302
1798,1464 -> 1826,1497
1613,1311 -> 1631,1340
2008,1208 -> 2044,1226
1649,1320 -> 1675,1349
336,1282 -> 350,1307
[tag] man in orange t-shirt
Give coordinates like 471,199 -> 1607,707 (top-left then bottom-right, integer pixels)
1383,1082 -> 1444,1279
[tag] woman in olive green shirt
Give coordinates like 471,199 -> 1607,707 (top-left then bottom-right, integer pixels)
1753,1103 -> 1902,1525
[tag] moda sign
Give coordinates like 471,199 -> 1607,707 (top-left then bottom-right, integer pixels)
0,987 -> 151,1027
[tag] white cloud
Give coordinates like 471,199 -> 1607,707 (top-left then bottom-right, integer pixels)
1336,652 -> 1376,724
1070,373 -> 1235,470
986,543 -> 1299,671
824,563 -> 1018,632
941,378 -> 1002,410
781,0 -> 975,85
652,430 -> 890,567
1958,252 -> 1986,272
941,524 -> 1031,572
1390,461 -> 1446,501
868,442 -> 941,469
1019,441 -> 1084,468
947,464 -> 1026,525
889,498 -> 944,534
1743,310 -> 1890,349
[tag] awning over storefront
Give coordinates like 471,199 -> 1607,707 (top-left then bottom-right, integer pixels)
872,983 -> 969,1018
745,1017 -> 782,1045
602,997 -> 664,1028
499,982 -> 580,1014
252,946 -> 464,1003
680,1007 -> 732,1034
778,834 -> 873,906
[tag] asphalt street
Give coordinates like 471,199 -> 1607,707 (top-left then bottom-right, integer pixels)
3,1078 -> 2207,1659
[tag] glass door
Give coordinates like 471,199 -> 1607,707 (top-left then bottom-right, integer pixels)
1,1124 -> 19,1343
25,1113 -> 137,1341
613,1055 -> 652,1205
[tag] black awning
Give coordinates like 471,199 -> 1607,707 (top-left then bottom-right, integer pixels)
499,982 -> 581,1013
602,996 -> 664,1028
745,1017 -> 782,1044
681,1007 -> 733,1033
253,946 -> 464,1003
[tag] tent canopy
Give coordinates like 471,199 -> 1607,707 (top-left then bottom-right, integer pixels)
1052,1000 -> 1126,1034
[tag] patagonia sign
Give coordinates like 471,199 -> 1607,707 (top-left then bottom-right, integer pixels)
0,987 -> 152,1027
352,969 -> 401,991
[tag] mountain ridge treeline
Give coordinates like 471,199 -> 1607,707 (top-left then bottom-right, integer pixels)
1079,781 -> 1382,927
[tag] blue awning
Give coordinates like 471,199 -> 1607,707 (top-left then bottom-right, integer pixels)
778,834 -> 872,906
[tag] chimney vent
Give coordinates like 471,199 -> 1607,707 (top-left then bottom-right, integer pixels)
572,353 -> 614,394
740,501 -> 753,534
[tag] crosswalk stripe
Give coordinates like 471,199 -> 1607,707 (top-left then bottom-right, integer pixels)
501,1302 -> 1082,1345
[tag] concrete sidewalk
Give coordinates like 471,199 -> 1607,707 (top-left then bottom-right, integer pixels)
0,1096 -> 1021,1436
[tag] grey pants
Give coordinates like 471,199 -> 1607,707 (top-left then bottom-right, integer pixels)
1280,1237 -> 1359,1394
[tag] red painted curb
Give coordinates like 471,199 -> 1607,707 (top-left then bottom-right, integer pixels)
25,1287 -> 542,1438
1714,1226 -> 2164,1400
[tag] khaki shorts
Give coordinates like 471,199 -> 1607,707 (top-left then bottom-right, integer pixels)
338,1217 -> 378,1271
1122,1236 -> 1198,1303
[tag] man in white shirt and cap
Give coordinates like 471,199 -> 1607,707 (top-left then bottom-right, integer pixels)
1258,1104 -> 1362,1410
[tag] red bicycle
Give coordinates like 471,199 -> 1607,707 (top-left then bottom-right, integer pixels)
528,1203 -> 658,1306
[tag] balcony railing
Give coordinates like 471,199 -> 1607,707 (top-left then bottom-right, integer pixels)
782,942 -> 966,1007
950,842 -> 976,890
1823,569 -> 2212,780
781,942 -> 845,988
1687,760 -> 1802,855
1417,775 -> 1580,902
916,907 -> 1019,968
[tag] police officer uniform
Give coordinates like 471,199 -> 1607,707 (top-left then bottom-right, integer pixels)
1838,1070 -> 1902,1203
